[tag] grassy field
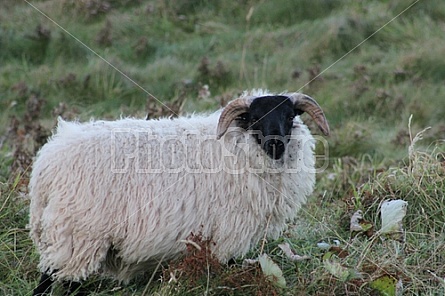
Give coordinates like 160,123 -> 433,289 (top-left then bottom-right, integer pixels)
1,0 -> 444,295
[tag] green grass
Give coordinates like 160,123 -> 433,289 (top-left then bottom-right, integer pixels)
1,0 -> 445,295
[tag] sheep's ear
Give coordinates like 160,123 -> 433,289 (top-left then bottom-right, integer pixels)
217,98 -> 251,139
286,93 -> 330,136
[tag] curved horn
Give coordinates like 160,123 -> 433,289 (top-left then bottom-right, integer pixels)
286,93 -> 330,136
216,97 -> 252,139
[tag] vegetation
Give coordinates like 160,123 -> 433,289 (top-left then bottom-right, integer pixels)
1,0 -> 444,295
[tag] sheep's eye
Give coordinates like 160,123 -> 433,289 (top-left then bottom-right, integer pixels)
237,113 -> 250,122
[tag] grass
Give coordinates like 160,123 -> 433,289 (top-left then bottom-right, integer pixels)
1,0 -> 444,295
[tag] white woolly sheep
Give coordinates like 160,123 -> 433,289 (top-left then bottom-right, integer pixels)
30,89 -> 329,295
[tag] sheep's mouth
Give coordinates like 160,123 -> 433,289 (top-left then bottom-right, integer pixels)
264,139 -> 286,160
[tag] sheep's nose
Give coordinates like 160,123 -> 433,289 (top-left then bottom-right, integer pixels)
264,139 -> 285,160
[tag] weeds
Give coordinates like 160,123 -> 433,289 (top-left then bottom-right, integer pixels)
311,122 -> 445,295
6,94 -> 49,184
162,233 -> 279,296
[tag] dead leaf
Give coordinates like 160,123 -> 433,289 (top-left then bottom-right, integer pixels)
278,243 -> 310,261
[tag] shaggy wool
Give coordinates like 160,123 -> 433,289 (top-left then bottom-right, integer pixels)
29,90 -> 316,282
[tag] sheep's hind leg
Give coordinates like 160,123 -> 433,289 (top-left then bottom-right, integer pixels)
32,272 -> 54,295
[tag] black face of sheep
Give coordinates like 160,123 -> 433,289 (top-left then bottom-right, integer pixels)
216,93 -> 330,160
237,96 -> 296,160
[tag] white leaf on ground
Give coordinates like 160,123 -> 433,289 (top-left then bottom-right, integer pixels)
258,254 -> 286,288
323,252 -> 362,282
350,210 -> 364,231
322,252 -> 350,282
242,258 -> 258,268
278,243 -> 310,261
317,238 -> 342,250
350,210 -> 374,235
317,242 -> 331,250
380,200 -> 408,235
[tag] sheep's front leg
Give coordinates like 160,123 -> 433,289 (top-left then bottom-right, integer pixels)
32,272 -> 54,295
33,272 -> 85,296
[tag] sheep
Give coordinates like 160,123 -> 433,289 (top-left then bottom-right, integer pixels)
29,89 -> 329,295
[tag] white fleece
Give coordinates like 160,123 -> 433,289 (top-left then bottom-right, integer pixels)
29,90 -> 316,282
